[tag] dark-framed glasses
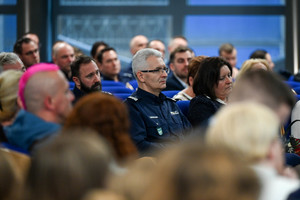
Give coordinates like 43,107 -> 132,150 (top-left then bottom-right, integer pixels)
140,67 -> 169,74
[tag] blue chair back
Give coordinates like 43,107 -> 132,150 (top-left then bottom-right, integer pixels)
162,90 -> 180,98
285,81 -> 300,89
289,75 -> 295,81
0,142 -> 30,155
102,86 -> 134,94
101,80 -> 126,87
114,93 -> 132,101
129,80 -> 138,90
293,87 -> 300,95
176,100 -> 190,117
69,81 -> 75,90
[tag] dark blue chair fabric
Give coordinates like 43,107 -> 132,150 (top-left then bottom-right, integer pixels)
69,81 -> 75,90
129,80 -> 138,90
176,100 -> 190,118
285,153 -> 300,167
102,86 -> 134,94
0,142 -> 30,155
162,90 -> 180,98
114,93 -> 132,101
101,80 -> 126,87
285,81 -> 300,88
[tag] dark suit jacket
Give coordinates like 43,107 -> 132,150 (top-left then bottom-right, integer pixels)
165,74 -> 185,91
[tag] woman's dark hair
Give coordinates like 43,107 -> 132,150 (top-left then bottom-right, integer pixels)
192,57 -> 232,100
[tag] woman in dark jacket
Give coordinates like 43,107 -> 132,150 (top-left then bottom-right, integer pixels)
188,57 -> 232,127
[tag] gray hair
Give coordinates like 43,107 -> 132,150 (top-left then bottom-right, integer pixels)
0,52 -> 24,73
132,48 -> 162,79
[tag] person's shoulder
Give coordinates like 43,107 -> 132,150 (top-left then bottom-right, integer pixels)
125,91 -> 140,103
165,96 -> 177,102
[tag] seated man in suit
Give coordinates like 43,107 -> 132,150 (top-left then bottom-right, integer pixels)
125,48 -> 191,155
165,46 -> 193,91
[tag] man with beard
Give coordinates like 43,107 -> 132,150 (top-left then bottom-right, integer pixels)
165,46 -> 193,91
71,56 -> 102,104
124,48 -> 191,155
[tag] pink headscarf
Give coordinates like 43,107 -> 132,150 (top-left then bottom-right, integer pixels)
18,63 -> 59,110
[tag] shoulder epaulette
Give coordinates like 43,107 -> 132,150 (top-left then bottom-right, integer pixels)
166,97 -> 177,102
128,96 -> 139,101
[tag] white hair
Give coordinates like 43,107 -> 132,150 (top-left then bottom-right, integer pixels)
132,48 -> 162,79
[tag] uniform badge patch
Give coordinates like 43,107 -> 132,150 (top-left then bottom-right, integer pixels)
157,127 -> 163,135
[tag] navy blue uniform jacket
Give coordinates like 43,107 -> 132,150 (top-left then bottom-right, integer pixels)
125,88 -> 191,155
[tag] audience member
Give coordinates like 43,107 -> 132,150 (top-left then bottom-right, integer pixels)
23,32 -> 40,47
165,46 -> 193,91
13,37 -> 40,69
141,142 -> 260,200
0,52 -> 25,72
4,63 -> 74,152
0,70 -> 23,126
173,56 -> 207,101
52,41 -> 75,81
219,43 -> 239,79
0,70 -> 23,142
250,49 -> 275,70
168,35 -> 188,54
64,92 -> 138,162
90,41 -> 109,60
130,35 -> 149,56
71,55 -> 102,103
0,150 -> 21,200
206,102 -> 299,200
188,57 -> 232,127
125,35 -> 149,79
236,58 -> 270,81
24,132 -> 112,200
82,190 -> 126,200
229,70 -> 295,124
148,39 -> 166,59
108,154 -> 157,200
124,48 -> 191,155
97,47 -> 133,84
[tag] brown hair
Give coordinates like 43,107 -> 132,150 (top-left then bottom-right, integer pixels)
187,56 -> 208,85
64,93 -> 137,160
25,132 -> 111,200
142,142 -> 260,200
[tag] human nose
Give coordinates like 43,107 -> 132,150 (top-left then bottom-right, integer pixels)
94,74 -> 101,83
226,76 -> 232,83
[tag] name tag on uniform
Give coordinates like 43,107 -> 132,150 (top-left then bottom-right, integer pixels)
170,111 -> 179,115
150,116 -> 158,119
157,127 -> 163,135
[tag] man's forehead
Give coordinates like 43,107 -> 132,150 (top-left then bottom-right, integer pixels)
22,42 -> 37,50
147,55 -> 164,66
80,62 -> 97,74
175,51 -> 192,58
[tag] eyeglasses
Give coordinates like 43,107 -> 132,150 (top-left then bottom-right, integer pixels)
140,67 -> 169,74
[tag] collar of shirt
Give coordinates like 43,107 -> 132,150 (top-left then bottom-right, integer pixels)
173,73 -> 188,88
205,95 -> 226,105
135,88 -> 167,103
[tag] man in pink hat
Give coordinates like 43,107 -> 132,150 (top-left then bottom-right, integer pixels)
4,63 -> 74,152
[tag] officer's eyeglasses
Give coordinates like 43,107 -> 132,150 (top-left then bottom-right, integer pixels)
140,67 -> 169,74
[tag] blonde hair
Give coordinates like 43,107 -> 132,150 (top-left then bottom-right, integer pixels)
0,70 -> 23,122
237,59 -> 270,81
206,102 -> 280,163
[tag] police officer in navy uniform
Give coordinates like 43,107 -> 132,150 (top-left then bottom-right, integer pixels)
124,48 -> 191,155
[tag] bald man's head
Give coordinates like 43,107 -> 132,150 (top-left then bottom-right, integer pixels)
130,35 -> 148,56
